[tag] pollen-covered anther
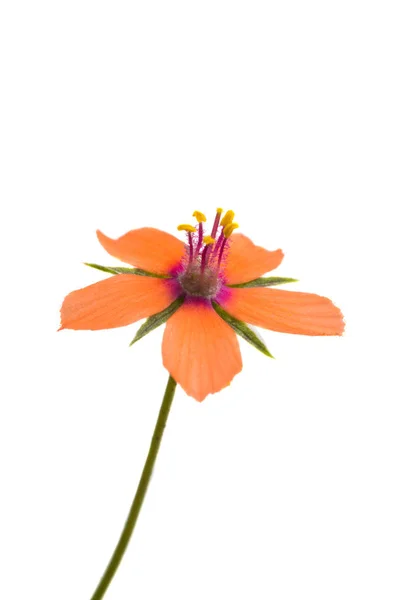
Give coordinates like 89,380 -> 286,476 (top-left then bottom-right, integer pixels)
220,210 -> 235,227
223,222 -> 239,238
203,236 -> 215,245
192,211 -> 207,223
216,207 -> 223,214
177,224 -> 197,232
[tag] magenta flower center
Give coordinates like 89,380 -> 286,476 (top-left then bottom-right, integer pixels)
176,209 -> 238,299
179,264 -> 220,298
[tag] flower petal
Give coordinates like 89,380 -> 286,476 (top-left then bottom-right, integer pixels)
162,300 -> 242,401
222,287 -> 344,336
96,228 -> 185,274
224,234 -> 284,285
60,274 -> 176,330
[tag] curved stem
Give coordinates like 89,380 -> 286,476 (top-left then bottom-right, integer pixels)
90,374 -> 177,600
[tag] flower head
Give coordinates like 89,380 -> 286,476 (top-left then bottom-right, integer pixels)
60,209 -> 344,401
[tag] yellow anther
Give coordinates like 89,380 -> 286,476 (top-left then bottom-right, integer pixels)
203,235 -> 215,245
223,222 -> 239,238
216,207 -> 223,214
192,210 -> 207,223
177,224 -> 197,232
220,210 -> 235,227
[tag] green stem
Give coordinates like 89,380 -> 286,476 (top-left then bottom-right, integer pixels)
90,374 -> 177,600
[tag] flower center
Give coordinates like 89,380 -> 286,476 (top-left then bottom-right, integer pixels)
178,264 -> 220,298
176,208 -> 239,299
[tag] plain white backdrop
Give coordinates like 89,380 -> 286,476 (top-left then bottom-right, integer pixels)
0,1 -> 392,599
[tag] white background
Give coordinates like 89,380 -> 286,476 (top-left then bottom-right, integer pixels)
1,2 -> 392,599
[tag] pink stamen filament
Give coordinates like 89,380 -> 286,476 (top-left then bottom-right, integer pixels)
187,231 -> 194,263
200,244 -> 211,272
217,237 -> 228,268
211,230 -> 224,260
203,244 -> 213,266
203,211 -> 222,265
195,222 -> 204,255
210,212 -> 221,239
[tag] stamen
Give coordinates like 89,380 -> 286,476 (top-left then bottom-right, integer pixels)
211,231 -> 224,260
192,211 -> 207,223
203,235 -> 215,245
218,223 -> 239,267
201,244 -> 211,272
177,224 -> 197,232
220,210 -> 235,228
195,221 -> 204,254
217,238 -> 228,267
210,208 -> 223,240
187,231 -> 194,263
223,222 -> 239,238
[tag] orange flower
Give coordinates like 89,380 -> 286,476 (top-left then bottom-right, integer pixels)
60,209 -> 344,401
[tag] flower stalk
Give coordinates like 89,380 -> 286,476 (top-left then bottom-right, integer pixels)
90,374 -> 177,600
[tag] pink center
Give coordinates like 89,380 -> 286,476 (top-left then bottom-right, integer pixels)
178,263 -> 220,298
177,213 -> 230,299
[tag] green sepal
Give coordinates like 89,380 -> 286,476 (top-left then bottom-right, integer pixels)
212,301 -> 274,359
130,296 -> 185,346
228,277 -> 298,288
84,263 -> 170,278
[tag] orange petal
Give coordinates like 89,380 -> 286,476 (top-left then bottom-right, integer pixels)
60,274 -> 176,330
222,287 -> 344,336
162,300 -> 242,401
96,228 -> 185,274
224,233 -> 284,285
